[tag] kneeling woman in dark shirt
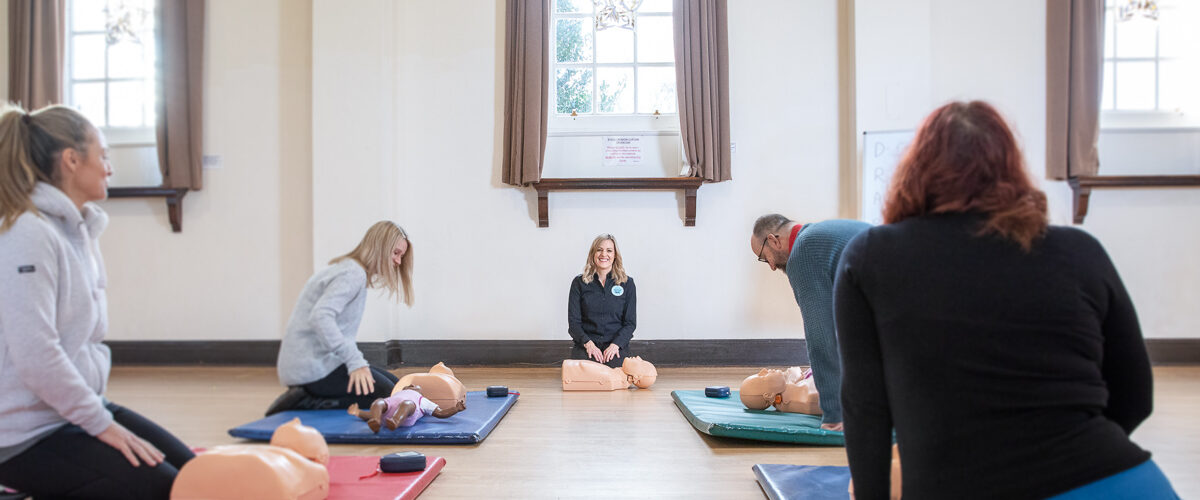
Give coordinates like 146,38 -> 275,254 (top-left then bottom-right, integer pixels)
568,234 -> 636,368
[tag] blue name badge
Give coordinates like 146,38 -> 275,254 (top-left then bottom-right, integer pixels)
612,285 -> 624,297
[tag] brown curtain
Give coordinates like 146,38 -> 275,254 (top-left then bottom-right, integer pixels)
673,0 -> 730,183
157,0 -> 205,190
1046,0 -> 1104,180
502,0 -> 550,186
8,0 -> 64,109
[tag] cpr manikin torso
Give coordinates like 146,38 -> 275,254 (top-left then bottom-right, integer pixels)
392,362 -> 467,410
740,367 -> 821,415
562,356 -> 657,390
171,418 -> 330,500
741,368 -> 901,498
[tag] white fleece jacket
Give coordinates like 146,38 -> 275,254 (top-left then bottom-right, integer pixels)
0,183 -> 113,447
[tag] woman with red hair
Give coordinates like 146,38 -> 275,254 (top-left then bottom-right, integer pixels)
834,101 -> 1176,499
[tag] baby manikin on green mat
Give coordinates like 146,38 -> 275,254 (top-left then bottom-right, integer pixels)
670,390 -> 845,446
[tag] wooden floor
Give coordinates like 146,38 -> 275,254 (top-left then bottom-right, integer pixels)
107,366 -> 1200,499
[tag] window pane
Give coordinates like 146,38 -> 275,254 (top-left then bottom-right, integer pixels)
556,19 -> 593,63
639,0 -> 672,14
637,16 -> 674,63
73,82 -> 106,127
108,39 -> 150,79
1114,18 -> 1157,58
1160,59 -> 1199,113
71,0 -> 107,32
1158,4 -> 1199,59
1104,8 -> 1114,58
637,66 -> 676,114
1114,61 -> 1155,110
555,0 -> 587,14
109,81 -> 146,127
556,68 -> 593,114
1102,62 -> 1115,110
596,26 -> 633,63
144,77 -> 157,125
597,67 -> 633,113
72,34 -> 106,79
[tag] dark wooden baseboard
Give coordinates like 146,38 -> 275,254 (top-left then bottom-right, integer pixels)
106,339 -> 808,367
1144,339 -> 1200,366
105,338 -> 1200,367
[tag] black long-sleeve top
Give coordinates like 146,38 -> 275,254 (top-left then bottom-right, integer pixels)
568,274 -> 636,349
834,213 -> 1152,500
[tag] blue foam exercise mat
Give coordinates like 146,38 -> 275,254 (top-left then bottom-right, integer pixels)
672,390 -> 845,445
229,391 -> 517,444
753,464 -> 851,500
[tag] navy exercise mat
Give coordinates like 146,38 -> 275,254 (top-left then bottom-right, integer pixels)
229,391 -> 517,444
753,464 -> 851,500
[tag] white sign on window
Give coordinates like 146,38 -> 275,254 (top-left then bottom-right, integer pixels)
602,136 -> 644,166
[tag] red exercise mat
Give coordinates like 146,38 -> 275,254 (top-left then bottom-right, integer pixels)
328,455 -> 446,500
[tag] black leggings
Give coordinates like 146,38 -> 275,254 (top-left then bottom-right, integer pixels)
0,402 -> 193,500
302,364 -> 398,408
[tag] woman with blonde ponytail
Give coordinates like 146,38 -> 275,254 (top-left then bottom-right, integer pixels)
0,105 -> 194,498
268,221 -> 415,415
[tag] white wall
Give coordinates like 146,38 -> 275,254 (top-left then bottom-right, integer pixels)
3,0 -> 1187,342
856,0 -> 1200,338
98,0 -> 314,341
310,0 -> 841,342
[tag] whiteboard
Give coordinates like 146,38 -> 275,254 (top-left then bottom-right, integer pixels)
861,130 -> 915,225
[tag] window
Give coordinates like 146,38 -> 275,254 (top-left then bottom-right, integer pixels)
1102,0 -> 1200,127
551,0 -> 676,122
65,0 -> 157,143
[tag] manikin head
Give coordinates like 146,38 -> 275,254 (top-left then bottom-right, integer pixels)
621,356 -> 657,389
740,368 -> 786,410
429,361 -> 454,377
394,363 -> 467,409
269,417 -> 329,465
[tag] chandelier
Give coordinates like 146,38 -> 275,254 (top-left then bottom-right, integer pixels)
593,0 -> 643,31
1117,0 -> 1159,22
104,0 -> 152,45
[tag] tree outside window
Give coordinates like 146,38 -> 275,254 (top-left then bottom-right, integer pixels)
552,0 -> 676,117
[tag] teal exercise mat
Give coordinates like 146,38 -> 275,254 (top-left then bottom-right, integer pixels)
671,390 -> 844,446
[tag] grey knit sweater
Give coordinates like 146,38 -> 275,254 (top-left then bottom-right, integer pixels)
276,259 -> 370,386
0,183 -> 113,457
785,219 -> 871,425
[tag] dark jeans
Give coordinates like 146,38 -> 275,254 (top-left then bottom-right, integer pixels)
301,364 -> 398,409
0,402 -> 193,500
571,342 -> 631,368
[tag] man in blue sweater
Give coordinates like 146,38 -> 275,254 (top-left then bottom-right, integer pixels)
750,214 -> 870,431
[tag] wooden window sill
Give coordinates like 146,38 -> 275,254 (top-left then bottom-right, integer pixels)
1068,175 -> 1200,223
107,187 -> 189,232
530,177 -> 703,227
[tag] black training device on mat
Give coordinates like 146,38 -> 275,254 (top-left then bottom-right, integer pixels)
704,386 -> 731,398
380,451 -> 426,473
486,386 -> 509,397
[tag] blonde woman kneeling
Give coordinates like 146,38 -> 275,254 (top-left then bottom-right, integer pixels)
267,221 -> 414,415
